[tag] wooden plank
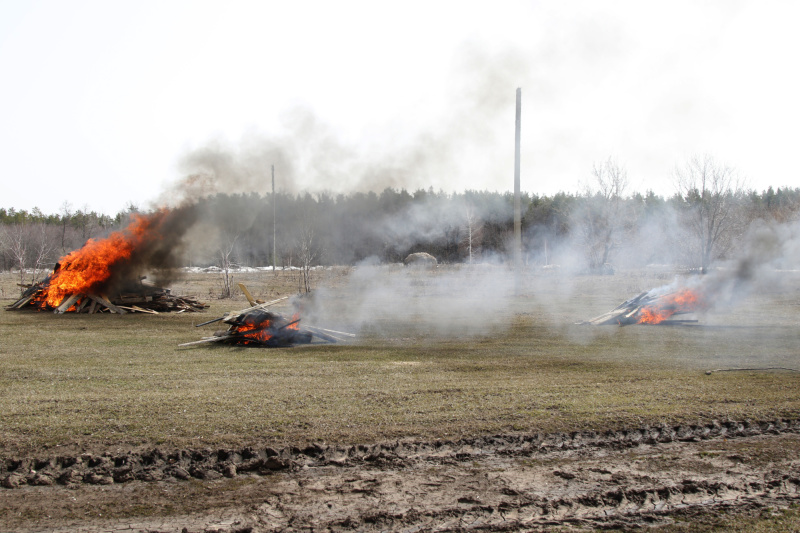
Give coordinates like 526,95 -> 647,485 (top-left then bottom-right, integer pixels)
193,297 -> 288,327
178,336 -> 231,347
307,325 -> 356,338
612,291 -> 649,311
55,294 -> 81,314
117,294 -> 154,303
580,308 -> 628,326
220,297 -> 289,324
304,326 -> 342,343
76,297 -> 89,313
8,295 -> 33,309
195,316 -> 225,327
117,305 -> 159,314
91,294 -> 127,314
237,283 -> 257,306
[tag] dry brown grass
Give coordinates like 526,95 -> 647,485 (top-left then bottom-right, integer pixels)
1,266 -> 799,458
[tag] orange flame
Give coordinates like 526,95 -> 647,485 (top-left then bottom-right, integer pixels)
233,313 -> 300,344
638,288 -> 706,324
32,211 -> 162,309
638,307 -> 671,324
237,318 -> 274,343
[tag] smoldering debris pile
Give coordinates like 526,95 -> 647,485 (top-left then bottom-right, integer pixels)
581,285 -> 708,326
8,276 -> 208,314
181,297 -> 354,348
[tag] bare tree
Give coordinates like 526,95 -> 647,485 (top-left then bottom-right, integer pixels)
218,234 -> 239,299
0,224 -> 28,289
674,155 -> 746,273
296,198 -> 319,294
29,222 -> 57,284
0,221 -> 56,290
574,157 -> 631,272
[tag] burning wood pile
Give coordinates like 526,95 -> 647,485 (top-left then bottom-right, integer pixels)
8,276 -> 207,314
6,208 -> 207,314
581,285 -> 707,326
181,288 -> 353,347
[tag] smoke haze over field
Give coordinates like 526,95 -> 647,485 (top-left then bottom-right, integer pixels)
300,215 -> 800,339
304,263 -> 519,340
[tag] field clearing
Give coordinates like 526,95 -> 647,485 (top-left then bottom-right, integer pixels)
1,266 -> 799,531
2,267 -> 799,456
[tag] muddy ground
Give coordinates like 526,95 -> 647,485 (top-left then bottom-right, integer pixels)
2,419 -> 799,532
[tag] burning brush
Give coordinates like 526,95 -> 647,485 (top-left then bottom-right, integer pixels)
180,288 -> 354,348
7,207 -> 207,314
581,284 -> 708,326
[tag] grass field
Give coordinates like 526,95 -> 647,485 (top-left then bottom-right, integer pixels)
2,265 -> 799,460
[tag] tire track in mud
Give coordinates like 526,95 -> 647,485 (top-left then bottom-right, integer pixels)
237,426 -> 800,532
3,418 -> 797,489
3,418 -> 800,532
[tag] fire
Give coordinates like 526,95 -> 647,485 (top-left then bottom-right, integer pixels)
237,313 -> 275,343
224,310 -> 306,346
31,211 -> 165,309
239,324 -> 274,343
638,307 -> 671,324
235,312 -> 302,344
638,288 -> 705,324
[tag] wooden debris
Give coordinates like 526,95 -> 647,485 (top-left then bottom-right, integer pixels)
182,308 -> 313,347
7,278 -> 208,314
75,297 -> 89,313
237,282 -> 258,306
55,294 -> 81,313
181,285 -> 352,348
705,367 -> 800,374
118,305 -> 160,314
8,295 -> 32,310
580,286 -> 707,326
304,325 -> 356,343
177,336 -> 232,347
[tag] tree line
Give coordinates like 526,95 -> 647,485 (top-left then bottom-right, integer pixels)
2,156 -> 799,285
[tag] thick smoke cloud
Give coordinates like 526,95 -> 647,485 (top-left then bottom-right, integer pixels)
160,43 -> 528,206
153,43 -> 531,276
703,217 -> 800,307
110,204 -> 201,291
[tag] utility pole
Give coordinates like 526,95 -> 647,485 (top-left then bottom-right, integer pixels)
272,165 -> 276,273
514,88 -> 522,294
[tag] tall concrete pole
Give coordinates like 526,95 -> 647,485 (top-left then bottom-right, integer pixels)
272,164 -> 276,272
514,88 -> 522,293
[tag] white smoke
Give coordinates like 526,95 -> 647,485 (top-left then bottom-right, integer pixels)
304,261 -> 517,340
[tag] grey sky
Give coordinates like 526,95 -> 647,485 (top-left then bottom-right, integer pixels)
1,0 -> 798,215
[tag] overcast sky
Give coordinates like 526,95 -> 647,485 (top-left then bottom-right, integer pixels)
1,0 -> 798,216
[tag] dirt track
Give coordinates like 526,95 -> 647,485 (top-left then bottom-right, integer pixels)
2,419 -> 800,532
